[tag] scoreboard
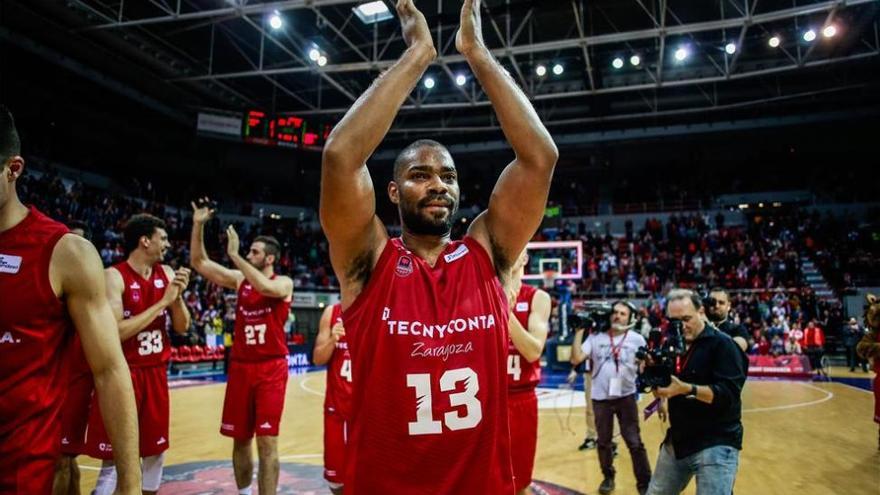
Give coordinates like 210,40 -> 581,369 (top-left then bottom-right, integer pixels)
242,110 -> 332,149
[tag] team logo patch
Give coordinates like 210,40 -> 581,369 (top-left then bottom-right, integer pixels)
154,279 -> 165,289
156,461 -> 584,494
395,255 -> 414,277
0,254 -> 22,274
516,302 -> 529,312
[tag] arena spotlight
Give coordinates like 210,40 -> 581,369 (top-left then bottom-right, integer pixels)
823,25 -> 837,38
353,1 -> 393,24
552,63 -> 564,75
630,55 -> 641,66
674,46 -> 689,62
612,57 -> 624,69
317,55 -> 328,67
455,74 -> 467,86
268,11 -> 283,30
725,42 -> 737,55
535,64 -> 547,77
424,76 -> 435,89
803,29 -> 816,42
768,36 -> 781,48
308,48 -> 321,62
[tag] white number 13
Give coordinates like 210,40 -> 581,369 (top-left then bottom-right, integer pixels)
407,367 -> 482,436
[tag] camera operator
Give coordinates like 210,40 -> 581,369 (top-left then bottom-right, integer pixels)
647,290 -> 746,495
705,288 -> 748,353
571,301 -> 651,495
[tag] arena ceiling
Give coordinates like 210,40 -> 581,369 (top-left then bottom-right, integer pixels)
4,0 -> 880,138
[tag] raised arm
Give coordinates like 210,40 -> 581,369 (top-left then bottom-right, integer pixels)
313,305 -> 343,366
460,0 -> 558,269
509,289 -> 551,363
225,225 -> 293,300
571,328 -> 589,366
320,0 -> 435,295
53,235 -> 141,494
190,199 -> 245,290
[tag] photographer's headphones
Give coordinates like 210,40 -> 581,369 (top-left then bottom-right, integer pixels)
611,300 -> 638,327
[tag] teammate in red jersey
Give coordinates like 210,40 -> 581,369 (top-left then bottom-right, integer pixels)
86,213 -> 192,495
313,304 -> 352,495
319,0 -> 558,491
506,253 -> 551,495
190,200 -> 294,495
0,106 -> 141,494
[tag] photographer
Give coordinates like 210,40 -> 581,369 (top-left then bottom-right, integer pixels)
572,301 -> 651,495
705,288 -> 749,353
647,290 -> 746,495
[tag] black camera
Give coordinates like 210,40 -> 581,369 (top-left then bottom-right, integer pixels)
568,302 -> 612,334
636,319 -> 685,392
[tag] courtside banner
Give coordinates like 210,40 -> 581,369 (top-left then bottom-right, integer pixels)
748,355 -> 812,378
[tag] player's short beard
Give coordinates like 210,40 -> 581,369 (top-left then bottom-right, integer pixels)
400,196 -> 457,237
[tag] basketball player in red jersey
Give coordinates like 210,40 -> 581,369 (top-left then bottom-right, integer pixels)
190,201 -> 294,495
319,0 -> 558,492
0,107 -> 141,494
506,253 -> 551,495
313,303 -> 352,495
86,213 -> 192,495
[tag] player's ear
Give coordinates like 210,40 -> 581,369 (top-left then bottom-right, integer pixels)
388,181 -> 400,205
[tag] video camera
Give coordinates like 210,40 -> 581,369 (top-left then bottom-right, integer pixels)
636,319 -> 685,392
568,302 -> 613,335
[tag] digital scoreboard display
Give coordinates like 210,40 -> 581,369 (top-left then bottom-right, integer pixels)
243,110 -> 332,149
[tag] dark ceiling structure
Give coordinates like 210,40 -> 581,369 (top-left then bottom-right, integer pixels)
3,0 -> 880,145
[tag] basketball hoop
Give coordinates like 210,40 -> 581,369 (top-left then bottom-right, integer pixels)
542,269 -> 558,289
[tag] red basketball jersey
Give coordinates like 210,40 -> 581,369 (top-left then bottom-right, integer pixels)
342,237 -> 514,495
231,278 -> 290,361
325,304 -> 353,419
0,207 -> 71,437
114,262 -> 171,367
508,284 -> 542,392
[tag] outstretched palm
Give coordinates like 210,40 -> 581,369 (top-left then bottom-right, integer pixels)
456,0 -> 485,56
396,0 -> 433,49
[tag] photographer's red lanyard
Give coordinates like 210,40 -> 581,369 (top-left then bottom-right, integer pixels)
677,344 -> 696,374
610,330 -> 629,373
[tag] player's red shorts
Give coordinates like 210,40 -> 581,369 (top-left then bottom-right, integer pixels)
86,364 -> 169,460
873,373 -> 880,424
509,388 -> 539,492
0,406 -> 61,494
60,369 -> 94,455
323,407 -> 349,487
220,358 -> 288,439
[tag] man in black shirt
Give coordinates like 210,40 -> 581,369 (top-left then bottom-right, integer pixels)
647,289 -> 747,495
705,287 -> 748,352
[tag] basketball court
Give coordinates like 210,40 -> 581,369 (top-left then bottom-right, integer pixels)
72,367 -> 879,494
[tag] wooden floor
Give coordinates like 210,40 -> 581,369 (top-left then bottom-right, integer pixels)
77,367 -> 880,495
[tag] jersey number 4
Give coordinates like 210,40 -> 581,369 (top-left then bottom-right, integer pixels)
406,367 -> 482,436
507,354 -> 522,381
245,324 -> 267,345
340,359 -> 352,383
137,330 -> 164,356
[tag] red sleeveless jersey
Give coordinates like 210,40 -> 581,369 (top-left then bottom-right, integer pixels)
342,237 -> 514,495
231,278 -> 290,361
0,207 -> 71,436
508,284 -> 542,392
325,304 -> 353,419
114,262 -> 171,367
